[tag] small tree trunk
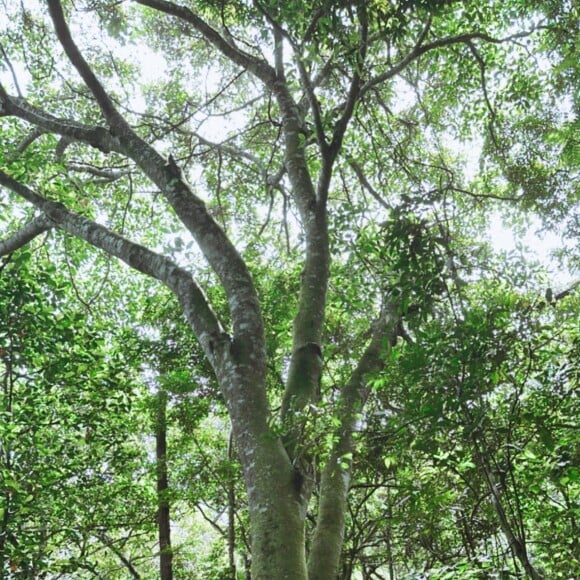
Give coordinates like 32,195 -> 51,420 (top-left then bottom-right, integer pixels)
307,455 -> 349,580
308,306 -> 399,579
156,389 -> 173,580
227,430 -> 237,578
386,489 -> 395,580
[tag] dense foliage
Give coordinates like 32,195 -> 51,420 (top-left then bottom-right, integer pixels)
0,0 -> 578,577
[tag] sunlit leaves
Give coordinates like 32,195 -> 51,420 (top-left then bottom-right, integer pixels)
356,271 -> 579,577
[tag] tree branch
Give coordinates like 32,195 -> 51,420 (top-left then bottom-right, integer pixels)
0,41 -> 23,97
0,215 -> 53,255
195,133 -> 266,175
67,163 -> 131,183
348,159 -> 393,211
308,300 -> 401,577
0,169 -> 223,356
339,301 -> 401,441
0,87 -> 117,153
252,0 -> 328,150
361,27 -> 536,98
326,5 -> 370,164
136,0 -> 328,421
10,129 -> 46,158
96,533 -> 142,580
195,131 -> 285,191
554,279 -> 579,302
47,0 -> 127,129
2,4 -> 266,349
134,0 -> 276,85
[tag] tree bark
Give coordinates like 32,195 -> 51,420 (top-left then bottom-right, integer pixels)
211,349 -> 308,578
227,431 -> 237,578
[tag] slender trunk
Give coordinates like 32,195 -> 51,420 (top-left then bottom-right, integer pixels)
0,355 -> 13,573
386,489 -> 395,580
156,390 -> 173,580
0,493 -> 9,573
227,430 -> 237,578
308,457 -> 349,580
309,306 -> 400,579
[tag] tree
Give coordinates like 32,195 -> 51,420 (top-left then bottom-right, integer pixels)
0,0 -> 577,577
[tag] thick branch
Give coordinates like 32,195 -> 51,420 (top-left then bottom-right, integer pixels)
554,280 -> 580,302
0,170 -> 222,355
0,215 -> 53,255
1,90 -> 264,369
134,0 -> 276,85
67,163 -> 131,182
537,280 -> 580,309
3,5 -> 266,348
328,6 -> 369,160
47,0 -> 127,129
131,1 -> 316,212
0,89 -> 117,153
10,129 -> 46,158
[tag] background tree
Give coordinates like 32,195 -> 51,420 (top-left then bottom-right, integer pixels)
0,0 -> 577,577
0,253 -> 157,577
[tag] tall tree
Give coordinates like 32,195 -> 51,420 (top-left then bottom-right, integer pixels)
0,0 -> 577,577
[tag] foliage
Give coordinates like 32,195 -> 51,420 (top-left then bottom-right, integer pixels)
0,252 -> 157,577
0,0 -> 578,577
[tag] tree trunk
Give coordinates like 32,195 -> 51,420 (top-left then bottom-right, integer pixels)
242,437 -> 308,579
156,390 -> 173,580
211,344 -> 309,578
308,458 -> 349,580
309,305 -> 400,579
